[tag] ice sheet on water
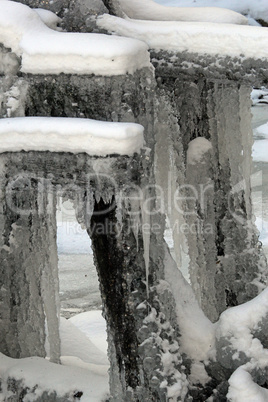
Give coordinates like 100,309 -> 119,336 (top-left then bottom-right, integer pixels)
57,222 -> 92,255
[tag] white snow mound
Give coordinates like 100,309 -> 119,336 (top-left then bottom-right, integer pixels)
117,0 -> 248,24
97,14 -> 268,59
0,117 -> 144,156
187,137 -> 212,165
155,0 -> 268,24
0,352 -> 109,402
0,0 -> 150,75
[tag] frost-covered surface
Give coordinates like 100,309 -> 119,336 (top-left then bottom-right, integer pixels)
59,317 -> 108,366
215,288 -> 268,400
216,288 -> 268,365
34,8 -> 61,30
0,353 -> 109,402
0,308 -> 109,401
187,137 -> 213,165
164,245 -> 215,362
69,311 -> 108,355
228,364 -> 268,402
0,117 -> 144,156
117,0 -> 247,24
97,15 -> 268,59
0,1 -> 151,75
155,0 -> 268,24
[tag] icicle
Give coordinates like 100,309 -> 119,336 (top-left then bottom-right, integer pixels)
141,188 -> 151,298
115,192 -> 123,231
126,190 -> 142,250
84,187 -> 94,228
41,190 -> 61,364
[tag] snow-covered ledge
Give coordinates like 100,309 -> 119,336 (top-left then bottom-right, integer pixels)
116,0 -> 248,25
0,1 -> 151,75
97,14 -> 268,60
0,117 -> 144,156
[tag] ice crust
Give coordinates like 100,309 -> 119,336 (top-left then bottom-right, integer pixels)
0,1 -> 151,75
0,117 -> 144,156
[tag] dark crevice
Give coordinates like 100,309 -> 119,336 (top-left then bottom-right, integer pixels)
90,197 -> 140,390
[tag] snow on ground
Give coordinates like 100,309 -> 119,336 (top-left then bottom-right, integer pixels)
252,119 -> 268,163
252,141 -> 268,162
97,15 -> 268,59
154,0 -> 268,24
0,1 -> 150,75
0,353 -> 109,402
0,310 -> 110,401
70,311 -> 108,355
59,316 -> 108,365
251,88 -> 268,106
0,117 -> 144,156
117,0 -> 247,24
254,122 -> 268,138
57,222 -> 92,255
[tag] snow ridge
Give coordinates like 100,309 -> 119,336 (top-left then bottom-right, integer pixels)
0,117 -> 144,157
0,1 -> 151,75
97,14 -> 268,60
117,0 -> 248,24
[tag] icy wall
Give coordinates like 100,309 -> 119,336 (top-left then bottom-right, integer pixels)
151,51 -> 268,321
0,1 -> 268,401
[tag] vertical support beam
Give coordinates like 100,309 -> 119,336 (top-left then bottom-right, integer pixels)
89,191 -> 185,401
207,81 -> 267,314
89,197 -> 146,400
185,137 -> 218,322
173,78 -> 267,319
0,161 -> 60,360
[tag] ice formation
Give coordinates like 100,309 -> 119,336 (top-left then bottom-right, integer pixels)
0,0 -> 268,401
